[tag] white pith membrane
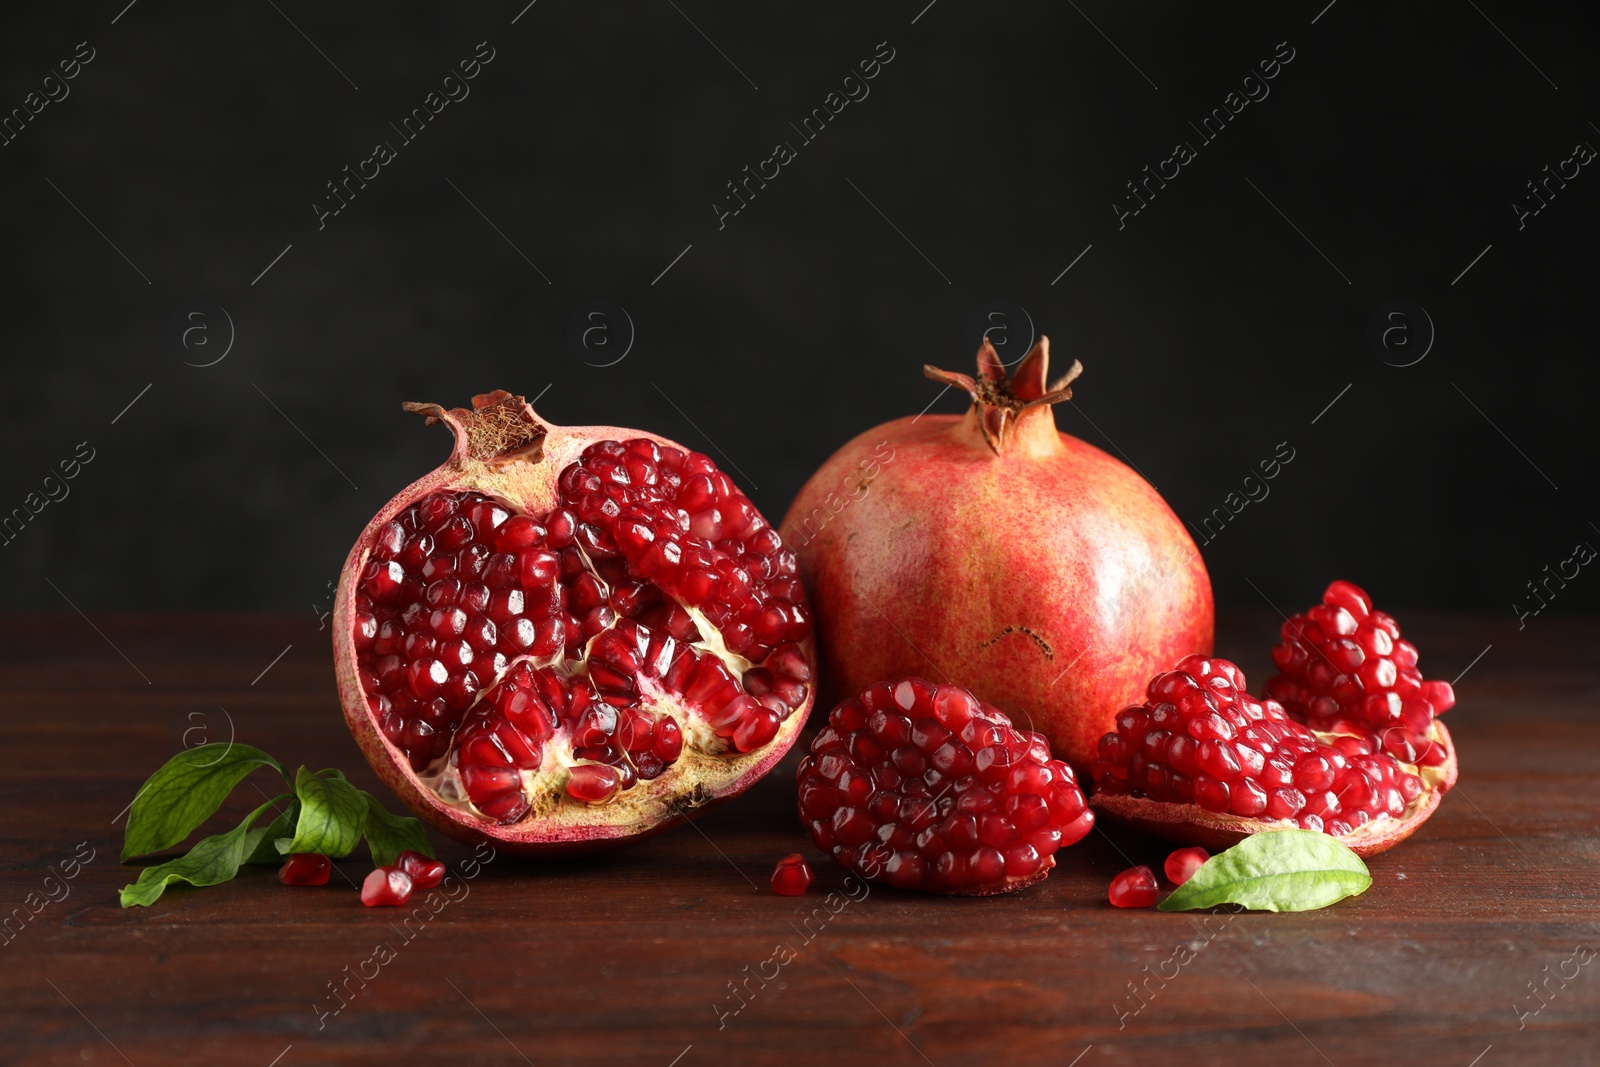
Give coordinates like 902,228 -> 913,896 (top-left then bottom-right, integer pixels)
349,432 -> 814,833
1091,719 -> 1456,852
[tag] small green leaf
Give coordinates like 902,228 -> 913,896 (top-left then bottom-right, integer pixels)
244,799 -> 300,865
123,743 -> 288,861
358,790 -> 434,867
119,797 -> 284,907
282,766 -> 366,858
1157,829 -> 1372,913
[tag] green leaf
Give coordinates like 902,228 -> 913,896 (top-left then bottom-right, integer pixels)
119,797 -> 284,907
358,790 -> 434,867
244,799 -> 300,864
1157,829 -> 1373,913
122,743 -> 288,861
282,766 -> 366,858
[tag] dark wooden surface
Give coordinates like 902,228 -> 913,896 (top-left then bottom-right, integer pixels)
2,611 -> 1596,1067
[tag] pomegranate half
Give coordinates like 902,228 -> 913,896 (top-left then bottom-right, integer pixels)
782,338 -> 1213,772
1090,654 -> 1457,857
333,391 -> 816,854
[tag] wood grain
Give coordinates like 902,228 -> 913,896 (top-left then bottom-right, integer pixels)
1,612 -> 1596,1066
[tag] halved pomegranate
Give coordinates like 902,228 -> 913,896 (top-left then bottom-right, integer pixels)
333,391 -> 816,854
1090,655 -> 1456,857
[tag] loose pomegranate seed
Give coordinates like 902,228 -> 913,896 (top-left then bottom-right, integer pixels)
796,678 -> 1093,895
1264,581 -> 1453,765
1091,655 -> 1427,838
1109,865 -> 1159,908
361,867 -> 414,907
1163,846 -> 1208,886
770,853 -> 814,896
279,853 -> 331,886
351,441 -> 816,823
397,850 -> 445,890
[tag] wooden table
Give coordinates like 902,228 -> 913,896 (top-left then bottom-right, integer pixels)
3,612 -> 1595,1066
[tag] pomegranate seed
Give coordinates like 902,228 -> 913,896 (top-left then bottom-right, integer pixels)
397,850 -> 445,889
770,853 -> 814,896
1163,847 -> 1208,886
1109,865 -> 1159,908
279,853 -> 331,886
361,866 -> 414,906
566,763 -> 621,803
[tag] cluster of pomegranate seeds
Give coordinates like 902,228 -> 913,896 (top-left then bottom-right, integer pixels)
350,438 -> 812,823
797,678 -> 1094,895
1092,655 -> 1426,837
1263,580 -> 1454,767
278,853 -> 331,886
361,866 -> 414,907
770,853 -> 814,896
1108,865 -> 1159,908
1163,846 -> 1208,886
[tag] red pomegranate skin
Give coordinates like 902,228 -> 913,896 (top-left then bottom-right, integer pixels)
782,338 -> 1212,772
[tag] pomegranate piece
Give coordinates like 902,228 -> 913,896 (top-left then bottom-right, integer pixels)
1109,865 -> 1159,908
397,850 -> 445,889
278,853 -> 331,886
333,391 -> 818,855
361,866 -> 414,907
783,338 -> 1213,773
796,678 -> 1094,896
1264,580 -> 1454,767
1090,654 -> 1457,857
770,853 -> 814,896
1163,846 -> 1208,886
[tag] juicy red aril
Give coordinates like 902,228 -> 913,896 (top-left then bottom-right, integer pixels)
361,867 -> 414,907
351,441 -> 814,821
770,853 -> 814,896
1163,846 -> 1208,886
1264,580 -> 1454,760
279,853 -> 331,886
397,849 -> 445,889
1109,865 -> 1159,908
796,678 -> 1093,895
1091,655 -> 1426,836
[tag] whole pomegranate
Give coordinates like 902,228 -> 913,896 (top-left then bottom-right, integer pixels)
333,391 -> 816,854
783,338 -> 1212,771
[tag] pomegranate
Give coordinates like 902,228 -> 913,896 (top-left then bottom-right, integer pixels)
1263,580 -> 1455,767
333,391 -> 816,855
782,338 -> 1212,772
1163,846 -> 1208,886
1090,655 -> 1456,856
796,677 -> 1094,895
770,853 -> 813,896
1108,866 -> 1159,908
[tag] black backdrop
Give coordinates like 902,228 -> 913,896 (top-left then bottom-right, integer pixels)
1,1 -> 1594,622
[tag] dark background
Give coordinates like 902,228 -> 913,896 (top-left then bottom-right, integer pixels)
1,0 -> 1594,623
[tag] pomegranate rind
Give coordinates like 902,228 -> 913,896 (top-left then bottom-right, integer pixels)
333,396 -> 816,855
1091,720 -> 1457,858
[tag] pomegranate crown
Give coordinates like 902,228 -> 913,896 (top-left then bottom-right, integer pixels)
924,336 -> 1082,455
401,389 -> 547,466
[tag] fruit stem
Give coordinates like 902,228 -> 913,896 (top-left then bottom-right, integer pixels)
924,337 -> 1081,456
402,390 -> 548,466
